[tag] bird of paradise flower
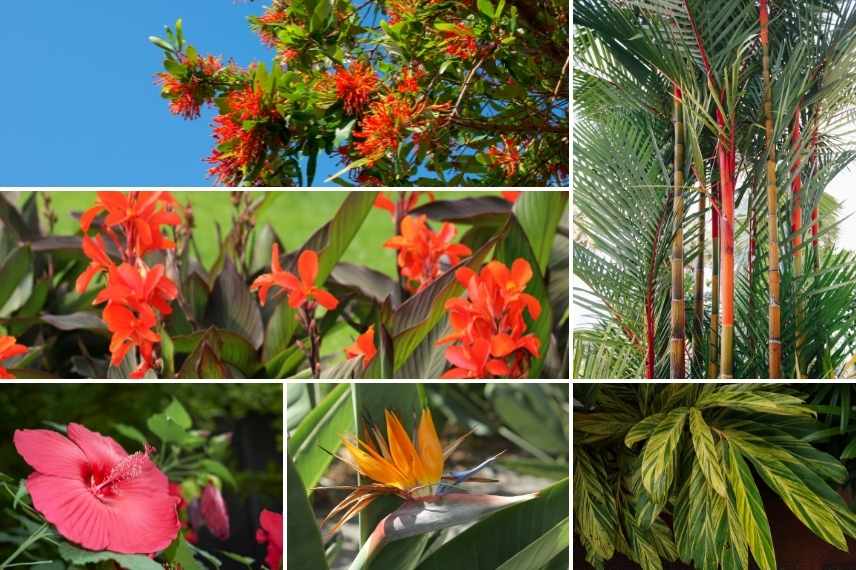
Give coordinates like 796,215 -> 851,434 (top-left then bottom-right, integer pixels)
319,407 -> 533,557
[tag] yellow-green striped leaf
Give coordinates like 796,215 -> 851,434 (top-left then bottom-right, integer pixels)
724,442 -> 775,570
688,408 -> 726,497
641,408 -> 688,505
625,412 -> 666,448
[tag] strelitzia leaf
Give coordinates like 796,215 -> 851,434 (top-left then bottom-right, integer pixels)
349,493 -> 536,569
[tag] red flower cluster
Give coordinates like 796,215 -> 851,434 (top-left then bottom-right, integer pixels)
438,259 -> 541,378
345,325 -> 377,368
0,335 -> 27,379
397,66 -> 426,94
353,94 -> 417,165
256,9 -> 289,46
443,24 -> 478,59
156,54 -> 222,119
251,245 -> 339,311
384,215 -> 473,292
335,62 -> 378,115
487,136 -> 521,177
207,85 -> 279,185
77,192 -> 180,378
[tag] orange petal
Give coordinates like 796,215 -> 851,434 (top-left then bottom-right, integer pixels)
384,410 -> 420,488
416,409 -> 443,485
490,334 -> 517,357
511,258 -> 533,287
298,250 -> 319,287
312,288 -> 340,310
271,243 -> 283,273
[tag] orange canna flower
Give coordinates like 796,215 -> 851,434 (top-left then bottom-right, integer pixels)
75,235 -> 115,294
335,62 -> 378,115
438,259 -> 541,379
345,325 -> 377,368
103,302 -> 161,378
501,191 -> 521,203
373,191 -> 434,219
94,263 -> 179,318
384,215 -> 472,292
0,336 -> 27,380
251,245 -> 339,310
80,191 -> 180,257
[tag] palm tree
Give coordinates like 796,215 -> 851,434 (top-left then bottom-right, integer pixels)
574,0 -> 856,379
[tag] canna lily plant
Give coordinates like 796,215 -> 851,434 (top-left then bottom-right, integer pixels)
574,0 -> 856,379
0,189 -> 567,379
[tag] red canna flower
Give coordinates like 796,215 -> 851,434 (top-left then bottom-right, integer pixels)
438,259 -> 541,378
384,215 -> 473,292
80,191 -> 180,258
251,245 -> 339,310
0,336 -> 27,380
256,510 -> 283,570
13,423 -> 179,553
335,62 -> 378,115
345,325 -> 377,368
200,483 -> 230,540
103,302 -> 161,378
443,24 -> 478,59
501,191 -> 521,203
487,136 -> 521,177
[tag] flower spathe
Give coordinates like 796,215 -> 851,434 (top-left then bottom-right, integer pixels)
0,335 -> 27,379
384,214 -> 473,292
256,510 -> 283,570
345,325 -> 377,368
251,244 -> 339,310
438,259 -> 541,378
13,423 -> 180,553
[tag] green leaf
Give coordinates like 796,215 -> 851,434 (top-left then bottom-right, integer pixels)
477,0 -> 495,18
0,246 -> 33,316
164,399 -> 192,429
640,408 -> 687,505
688,408 -> 726,497
625,413 -> 666,447
512,191 -> 567,274
40,311 -> 107,332
409,196 -> 511,226
487,383 -> 567,454
149,35 -> 175,52
148,413 -> 190,445
205,258 -> 264,350
58,542 -> 163,570
310,0 -> 333,33
114,423 -> 148,445
162,534 -> 203,570
286,454 -> 329,570
263,301 -> 298,364
289,383 -> 353,491
696,389 -> 812,417
200,459 -> 237,489
495,517 -> 569,570
724,442 -> 776,570
325,157 -> 370,182
417,479 -> 569,569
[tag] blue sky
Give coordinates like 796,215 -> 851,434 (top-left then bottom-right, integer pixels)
0,2 -> 341,186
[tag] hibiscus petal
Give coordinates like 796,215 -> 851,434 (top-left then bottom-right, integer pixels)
67,423 -> 128,469
27,473 -> 112,552
13,429 -> 87,478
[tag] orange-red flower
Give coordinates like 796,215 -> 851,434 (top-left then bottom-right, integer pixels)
75,235 -> 114,294
0,336 -> 27,379
384,215 -> 472,292
156,55 -> 222,119
103,302 -> 161,378
345,325 -> 377,368
335,62 -> 378,115
373,191 -> 434,219
95,263 -> 179,318
488,136 -> 521,177
257,9 -> 289,46
443,24 -> 478,59
438,259 -> 541,378
397,66 -> 425,94
208,85 -> 278,185
251,245 -> 339,310
80,191 -> 180,257
501,191 -> 521,203
353,95 -> 415,164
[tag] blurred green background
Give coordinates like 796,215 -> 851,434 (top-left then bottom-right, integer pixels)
17,190 -> 490,276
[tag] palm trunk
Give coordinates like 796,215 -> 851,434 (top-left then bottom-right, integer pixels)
707,181 -> 720,378
693,180 -> 706,375
670,85 -> 686,379
791,107 -> 803,276
719,138 -> 735,380
811,117 -> 820,270
761,0 -> 782,378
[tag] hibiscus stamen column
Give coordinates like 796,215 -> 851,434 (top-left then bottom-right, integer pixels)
670,83 -> 685,379
761,0 -> 782,378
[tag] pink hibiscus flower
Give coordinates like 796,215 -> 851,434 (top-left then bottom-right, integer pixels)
13,423 -> 180,554
256,509 -> 283,570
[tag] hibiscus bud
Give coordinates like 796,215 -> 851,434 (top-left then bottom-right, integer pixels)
200,483 -> 230,540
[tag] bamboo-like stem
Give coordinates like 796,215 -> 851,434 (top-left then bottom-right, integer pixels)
761,0 -> 782,378
707,181 -> 720,379
693,181 -> 706,375
810,111 -> 820,271
791,106 -> 805,369
670,85 -> 686,379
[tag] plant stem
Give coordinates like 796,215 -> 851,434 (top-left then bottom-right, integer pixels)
670,84 -> 686,379
1,523 -> 49,569
708,180 -> 720,379
693,181 -> 706,375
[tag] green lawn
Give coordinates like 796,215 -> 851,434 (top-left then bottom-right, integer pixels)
16,190 -> 495,362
